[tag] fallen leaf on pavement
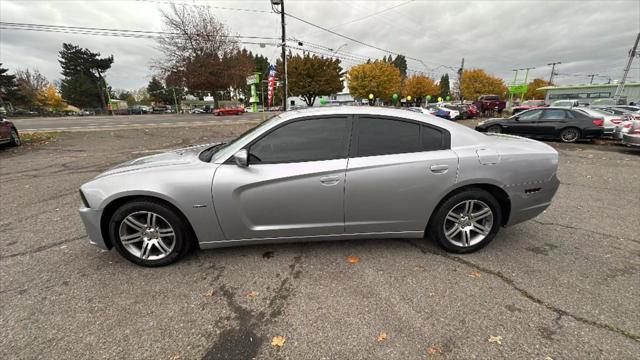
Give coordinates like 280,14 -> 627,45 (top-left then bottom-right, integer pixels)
376,332 -> 387,342
202,289 -> 215,297
246,291 -> 258,298
346,255 -> 360,264
544,357 -> 554,360
426,344 -> 442,355
469,271 -> 481,278
488,335 -> 503,345
271,335 -> 286,347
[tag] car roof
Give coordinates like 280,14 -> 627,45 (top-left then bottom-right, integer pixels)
273,106 -> 482,146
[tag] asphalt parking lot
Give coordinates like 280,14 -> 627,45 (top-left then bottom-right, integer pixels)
1,120 -> 639,359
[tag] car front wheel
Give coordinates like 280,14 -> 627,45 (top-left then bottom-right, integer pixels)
486,125 -> 502,134
428,188 -> 502,253
109,200 -> 191,266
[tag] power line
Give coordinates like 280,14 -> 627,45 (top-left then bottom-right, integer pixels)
135,0 -> 272,14
0,22 -> 280,40
284,12 -> 456,72
328,0 -> 415,30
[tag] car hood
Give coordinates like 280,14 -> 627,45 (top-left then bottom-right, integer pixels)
477,118 -> 505,126
95,143 -> 217,179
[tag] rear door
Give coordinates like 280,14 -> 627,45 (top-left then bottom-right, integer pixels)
344,116 -> 458,234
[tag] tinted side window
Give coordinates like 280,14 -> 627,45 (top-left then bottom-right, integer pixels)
357,117 -> 420,156
250,117 -> 348,163
421,126 -> 446,151
518,109 -> 543,120
543,109 -> 567,120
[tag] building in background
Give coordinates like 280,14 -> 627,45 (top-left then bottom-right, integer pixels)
538,83 -> 640,105
287,77 -> 355,109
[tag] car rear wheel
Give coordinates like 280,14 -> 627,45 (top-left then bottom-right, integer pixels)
559,127 -> 580,143
486,125 -> 502,134
109,200 -> 191,266
427,188 -> 502,253
9,128 -> 21,146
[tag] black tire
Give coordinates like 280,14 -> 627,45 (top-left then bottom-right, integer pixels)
486,125 -> 502,134
108,199 -> 191,267
9,127 -> 21,146
559,127 -> 580,143
427,188 -> 502,253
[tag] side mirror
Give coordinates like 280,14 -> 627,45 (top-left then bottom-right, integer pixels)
233,149 -> 248,168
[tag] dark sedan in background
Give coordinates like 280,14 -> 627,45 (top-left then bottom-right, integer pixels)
475,107 -> 604,143
0,117 -> 21,147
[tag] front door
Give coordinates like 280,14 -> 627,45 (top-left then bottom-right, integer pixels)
345,116 -> 458,234
213,116 -> 351,240
506,109 -> 543,136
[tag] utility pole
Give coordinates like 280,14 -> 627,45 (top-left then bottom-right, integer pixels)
508,69 -> 519,111
457,57 -> 464,104
272,0 -> 288,111
587,74 -> 598,84
172,88 -> 179,114
547,61 -> 561,86
614,32 -> 640,102
520,67 -> 535,101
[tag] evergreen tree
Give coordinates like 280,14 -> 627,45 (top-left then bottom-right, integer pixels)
58,43 -> 113,109
439,74 -> 450,99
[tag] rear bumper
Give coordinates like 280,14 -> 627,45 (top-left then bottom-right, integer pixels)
79,206 -> 109,250
581,127 -> 604,139
505,174 -> 560,226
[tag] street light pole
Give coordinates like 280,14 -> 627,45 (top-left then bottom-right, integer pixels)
278,0 -> 288,111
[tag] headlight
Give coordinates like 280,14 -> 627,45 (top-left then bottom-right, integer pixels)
478,120 -> 486,126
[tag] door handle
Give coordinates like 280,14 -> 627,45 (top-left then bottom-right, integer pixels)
429,164 -> 449,174
319,175 -> 341,185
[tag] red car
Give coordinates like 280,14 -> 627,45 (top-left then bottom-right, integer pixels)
213,107 -> 245,116
0,117 -> 21,147
511,100 -> 547,115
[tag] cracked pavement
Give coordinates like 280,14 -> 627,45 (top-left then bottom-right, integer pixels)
1,121 -> 639,359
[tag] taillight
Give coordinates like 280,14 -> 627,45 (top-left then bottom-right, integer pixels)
623,123 -> 633,128
611,118 -> 622,124
592,118 -> 604,126
632,129 -> 640,134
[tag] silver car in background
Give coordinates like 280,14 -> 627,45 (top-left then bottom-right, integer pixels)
79,107 -> 560,266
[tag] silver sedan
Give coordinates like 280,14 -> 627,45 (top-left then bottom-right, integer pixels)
79,107 -> 560,266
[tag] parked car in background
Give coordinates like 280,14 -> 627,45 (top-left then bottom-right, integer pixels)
11,108 -> 38,116
190,108 -> 207,114
78,106 -> 560,266
551,100 -> 580,108
425,105 -> 452,120
614,118 -> 640,141
475,107 -> 604,143
613,105 -> 640,113
443,104 -> 465,120
78,109 -> 95,116
622,127 -> 640,147
213,107 -> 245,116
0,117 -> 21,147
574,107 -> 624,137
512,100 -> 547,114
129,105 -> 151,115
474,95 -> 506,115
466,104 -> 479,118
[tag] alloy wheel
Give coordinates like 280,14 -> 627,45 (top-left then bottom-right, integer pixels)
118,211 -> 176,260
443,200 -> 494,247
561,128 -> 579,142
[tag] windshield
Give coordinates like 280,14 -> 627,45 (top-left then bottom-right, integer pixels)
208,114 -> 281,162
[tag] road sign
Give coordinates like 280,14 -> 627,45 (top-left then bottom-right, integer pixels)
246,74 -> 259,85
509,84 -> 528,94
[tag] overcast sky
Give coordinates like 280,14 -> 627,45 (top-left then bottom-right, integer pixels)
1,0 -> 639,91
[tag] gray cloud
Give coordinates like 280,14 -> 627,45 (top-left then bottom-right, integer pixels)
1,0 -> 638,90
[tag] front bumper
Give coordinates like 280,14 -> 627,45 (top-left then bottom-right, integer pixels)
79,206 -> 109,250
622,133 -> 640,147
